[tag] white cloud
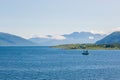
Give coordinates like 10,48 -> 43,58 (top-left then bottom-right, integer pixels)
89,36 -> 94,40
36,35 -> 50,39
90,30 -> 106,35
113,27 -> 120,32
33,35 -> 66,40
51,35 -> 66,40
106,27 -> 120,34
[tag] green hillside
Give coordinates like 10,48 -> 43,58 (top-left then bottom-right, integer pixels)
52,44 -> 120,50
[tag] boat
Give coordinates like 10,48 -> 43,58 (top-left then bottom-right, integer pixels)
82,50 -> 89,55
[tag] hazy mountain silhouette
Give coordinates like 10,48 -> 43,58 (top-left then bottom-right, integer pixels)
30,31 -> 106,46
0,32 -> 35,46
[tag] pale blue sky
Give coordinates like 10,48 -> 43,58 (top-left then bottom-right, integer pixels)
0,0 -> 120,38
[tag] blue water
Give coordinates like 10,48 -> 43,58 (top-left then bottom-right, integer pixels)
0,47 -> 120,80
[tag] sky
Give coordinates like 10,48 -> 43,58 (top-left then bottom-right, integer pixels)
0,0 -> 120,38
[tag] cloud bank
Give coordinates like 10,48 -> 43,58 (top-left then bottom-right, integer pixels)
35,35 -> 66,40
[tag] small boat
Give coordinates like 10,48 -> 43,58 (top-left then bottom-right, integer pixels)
82,50 -> 89,55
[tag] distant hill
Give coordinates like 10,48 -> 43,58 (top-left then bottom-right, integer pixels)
29,31 -> 106,46
96,31 -> 120,44
0,32 -> 35,46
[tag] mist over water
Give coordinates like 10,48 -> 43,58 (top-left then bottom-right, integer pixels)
0,46 -> 120,80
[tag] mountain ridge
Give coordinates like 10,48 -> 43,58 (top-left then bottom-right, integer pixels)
0,32 -> 36,46
29,31 -> 106,46
96,31 -> 120,44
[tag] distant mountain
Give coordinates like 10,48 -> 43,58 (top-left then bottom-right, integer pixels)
63,32 -> 105,40
0,32 -> 35,46
29,31 -> 106,46
96,31 -> 120,44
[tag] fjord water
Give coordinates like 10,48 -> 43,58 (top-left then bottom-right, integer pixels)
0,47 -> 120,80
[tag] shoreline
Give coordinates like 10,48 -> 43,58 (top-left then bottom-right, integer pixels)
52,44 -> 120,50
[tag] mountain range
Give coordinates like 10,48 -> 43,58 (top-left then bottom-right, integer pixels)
29,32 -> 106,46
1,31 -> 120,46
